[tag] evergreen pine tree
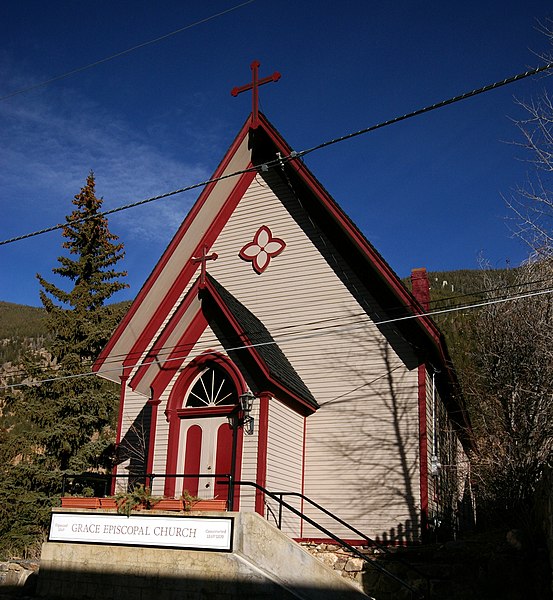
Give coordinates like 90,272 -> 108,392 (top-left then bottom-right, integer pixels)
0,173 -> 129,556
29,171 -> 128,470
37,171 -> 128,364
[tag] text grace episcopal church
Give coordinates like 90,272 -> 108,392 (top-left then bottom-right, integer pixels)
93,62 -> 473,544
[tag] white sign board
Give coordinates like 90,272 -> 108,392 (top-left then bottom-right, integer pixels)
49,512 -> 233,551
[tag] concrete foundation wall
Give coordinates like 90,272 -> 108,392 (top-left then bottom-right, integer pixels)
38,511 -> 370,600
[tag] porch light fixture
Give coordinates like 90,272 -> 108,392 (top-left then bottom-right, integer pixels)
239,391 -> 256,435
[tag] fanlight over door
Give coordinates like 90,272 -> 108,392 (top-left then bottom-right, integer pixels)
185,366 -> 238,409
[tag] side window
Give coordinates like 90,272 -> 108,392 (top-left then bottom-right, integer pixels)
184,365 -> 238,408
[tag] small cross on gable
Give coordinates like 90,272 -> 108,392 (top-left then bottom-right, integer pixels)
192,246 -> 218,288
231,61 -> 281,128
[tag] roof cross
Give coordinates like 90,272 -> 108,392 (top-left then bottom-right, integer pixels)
231,60 -> 281,128
192,246 -> 218,288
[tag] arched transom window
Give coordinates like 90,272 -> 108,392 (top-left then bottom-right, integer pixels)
184,365 -> 238,408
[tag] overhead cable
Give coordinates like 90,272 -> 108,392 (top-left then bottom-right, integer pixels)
0,1 -> 256,102
2,285 -> 552,390
3,276 -> 553,379
0,163 -> 261,246
295,62 -> 553,159
2,61 -> 552,247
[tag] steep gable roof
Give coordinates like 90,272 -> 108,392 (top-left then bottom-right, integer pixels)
204,273 -> 317,410
93,111 -> 469,436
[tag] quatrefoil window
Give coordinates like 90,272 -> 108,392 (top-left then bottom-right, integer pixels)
239,225 -> 286,274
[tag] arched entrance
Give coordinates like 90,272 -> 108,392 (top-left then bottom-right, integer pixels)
164,352 -> 247,508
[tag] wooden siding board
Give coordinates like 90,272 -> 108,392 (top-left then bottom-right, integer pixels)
265,399 -> 304,538
426,368 -> 437,517
239,401 -> 260,512
199,174 -> 422,541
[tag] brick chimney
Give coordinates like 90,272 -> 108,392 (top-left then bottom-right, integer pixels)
410,267 -> 430,312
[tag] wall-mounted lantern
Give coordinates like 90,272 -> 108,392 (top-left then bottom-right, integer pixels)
239,391 -> 255,435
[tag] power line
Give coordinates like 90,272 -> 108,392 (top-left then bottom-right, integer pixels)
295,62 -> 553,159
3,285 -> 552,391
0,1 -> 256,102
3,274 -> 553,380
100,282 -> 553,365
2,61 -> 552,248
0,163 -> 262,246
428,278 -> 553,308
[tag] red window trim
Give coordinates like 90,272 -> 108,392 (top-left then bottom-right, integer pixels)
176,405 -> 236,419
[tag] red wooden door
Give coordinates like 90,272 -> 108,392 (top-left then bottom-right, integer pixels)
179,416 -> 234,500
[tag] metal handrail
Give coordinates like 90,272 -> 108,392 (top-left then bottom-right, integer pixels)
233,480 -> 425,600
273,490 -> 431,591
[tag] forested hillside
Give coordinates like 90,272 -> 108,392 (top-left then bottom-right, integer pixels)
0,300 -> 131,386
0,301 -> 49,365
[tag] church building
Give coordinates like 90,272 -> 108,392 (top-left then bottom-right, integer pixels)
93,64 -> 473,545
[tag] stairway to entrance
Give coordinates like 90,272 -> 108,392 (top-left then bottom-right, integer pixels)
38,510 -> 371,600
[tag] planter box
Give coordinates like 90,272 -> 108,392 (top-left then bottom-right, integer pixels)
191,499 -> 227,511
60,496 -> 227,512
61,497 -> 100,509
152,499 -> 185,511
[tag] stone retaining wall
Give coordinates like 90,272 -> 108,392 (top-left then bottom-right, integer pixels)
0,560 -> 39,595
300,543 -> 370,588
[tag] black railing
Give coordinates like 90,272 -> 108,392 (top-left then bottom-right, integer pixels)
273,490 -> 431,597
233,480 -> 426,600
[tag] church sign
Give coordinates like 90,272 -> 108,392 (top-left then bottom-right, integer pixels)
49,512 -> 234,551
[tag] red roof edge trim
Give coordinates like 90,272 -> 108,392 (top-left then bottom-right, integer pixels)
149,312 -> 210,401
113,167 -> 256,378
129,278 -> 201,391
94,116 -> 254,373
256,112 -> 444,347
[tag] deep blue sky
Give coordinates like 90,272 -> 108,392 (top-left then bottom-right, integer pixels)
1,0 -> 552,307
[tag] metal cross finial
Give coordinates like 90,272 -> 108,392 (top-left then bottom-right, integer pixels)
231,60 -> 281,128
192,246 -> 218,288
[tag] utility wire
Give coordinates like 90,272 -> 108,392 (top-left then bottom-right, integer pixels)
3,285 -> 552,390
3,275 -> 553,380
2,61 -> 552,248
0,163 -> 262,246
102,282 -> 553,365
295,62 -> 553,159
0,1 -> 256,102
428,277 -> 553,307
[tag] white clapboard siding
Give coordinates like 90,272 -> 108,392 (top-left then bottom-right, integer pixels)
456,437 -> 472,514
426,367 -> 437,517
149,382 -> 174,496
238,400 -> 260,513
302,369 -> 420,542
425,376 -> 467,531
264,399 -> 304,538
116,387 -> 150,491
